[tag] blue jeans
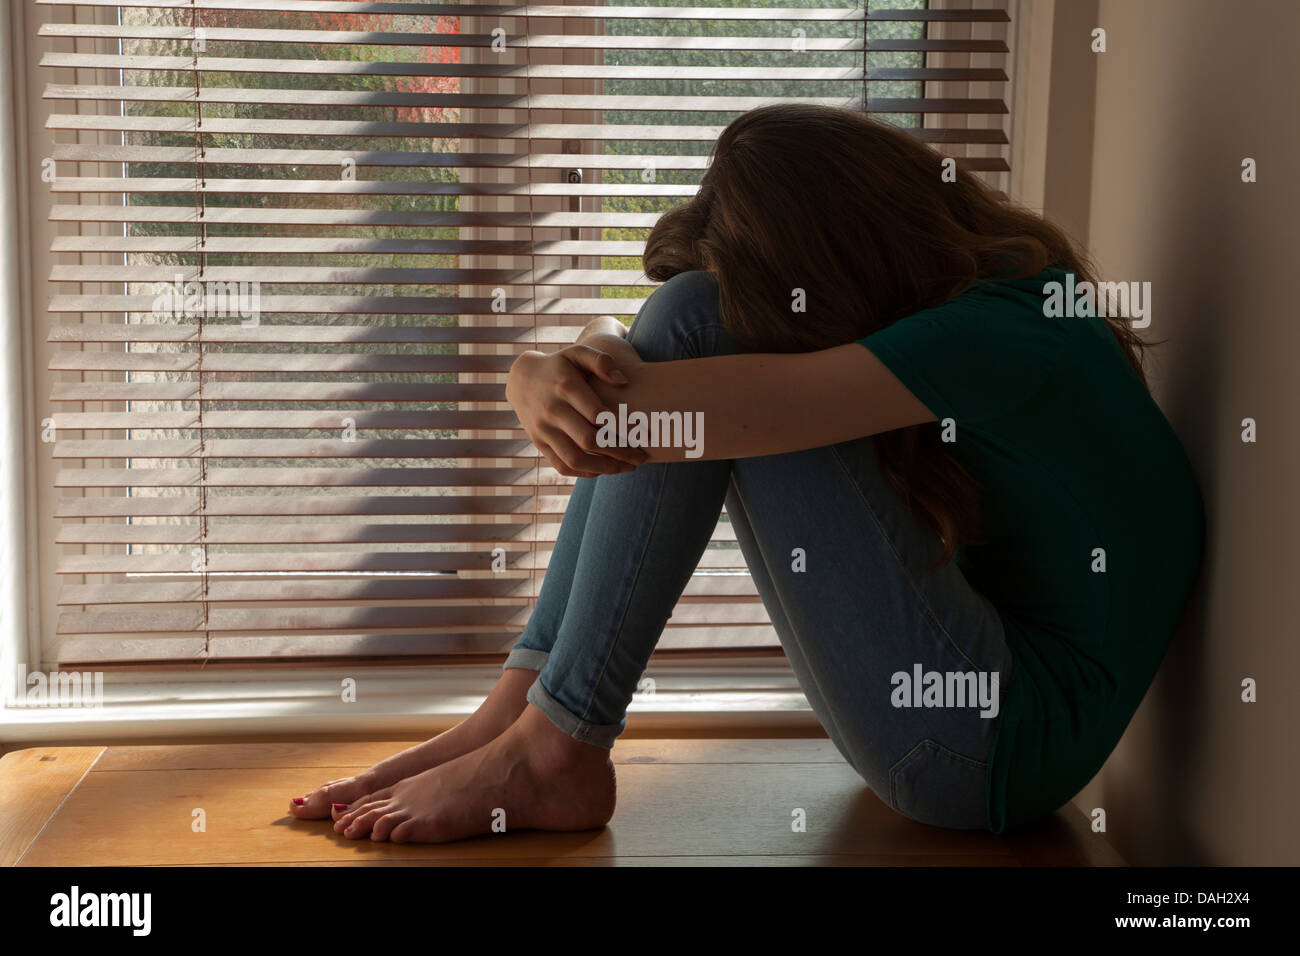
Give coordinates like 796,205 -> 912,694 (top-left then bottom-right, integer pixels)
504,270 -> 1014,830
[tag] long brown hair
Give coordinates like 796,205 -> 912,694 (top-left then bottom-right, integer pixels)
644,103 -> 1149,565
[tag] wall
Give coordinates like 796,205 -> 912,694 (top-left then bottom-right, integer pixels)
1055,0 -> 1300,865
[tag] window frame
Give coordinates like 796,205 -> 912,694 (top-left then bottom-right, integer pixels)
2,0 -> 1032,741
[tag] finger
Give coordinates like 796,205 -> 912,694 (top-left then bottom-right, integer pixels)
534,438 -> 602,479
544,427 -> 629,477
553,371 -> 615,427
564,345 -> 629,385
552,404 -> 646,467
554,374 -> 648,464
544,428 -> 620,476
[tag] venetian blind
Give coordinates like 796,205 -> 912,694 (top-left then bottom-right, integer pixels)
37,0 -> 1011,666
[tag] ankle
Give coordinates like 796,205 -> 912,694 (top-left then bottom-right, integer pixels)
480,667 -> 535,722
515,702 -> 611,774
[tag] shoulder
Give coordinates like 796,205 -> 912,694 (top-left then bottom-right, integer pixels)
857,267 -> 1077,424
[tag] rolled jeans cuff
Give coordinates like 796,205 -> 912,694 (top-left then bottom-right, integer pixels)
502,646 -> 550,672
525,674 -> 623,750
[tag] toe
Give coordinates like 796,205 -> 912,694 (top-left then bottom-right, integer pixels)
292,776 -> 369,820
370,811 -> 409,843
332,788 -> 391,831
334,795 -> 386,833
290,780 -> 338,819
342,803 -> 392,839
333,807 -> 358,833
387,814 -> 454,844
389,818 -> 417,844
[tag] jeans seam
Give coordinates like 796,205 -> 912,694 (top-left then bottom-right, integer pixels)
574,312 -> 725,721
574,462 -> 674,726
894,738 -> 989,774
515,477 -> 595,655
680,322 -> 731,360
829,442 -> 982,673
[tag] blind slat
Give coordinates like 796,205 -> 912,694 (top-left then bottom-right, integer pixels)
48,142 -> 1010,171
49,325 -> 581,345
51,382 -> 509,403
52,437 -> 538,458
48,85 -> 1009,113
50,235 -> 647,254
55,494 -> 573,519
50,354 -> 519,373
57,550 -> 753,575
39,1 -> 1008,24
58,602 -> 769,637
41,53 -> 1006,82
49,205 -> 668,227
50,265 -> 655,286
41,23 -> 1009,54
57,573 -> 758,607
54,633 -> 781,668
57,467 -> 574,488
57,521 -> 740,545
49,115 -> 1009,141
48,294 -> 651,315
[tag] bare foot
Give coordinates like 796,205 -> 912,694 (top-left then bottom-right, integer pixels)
289,667 -> 538,819
331,703 -> 616,843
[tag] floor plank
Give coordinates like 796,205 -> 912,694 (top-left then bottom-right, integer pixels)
0,746 -> 104,866
91,737 -> 844,773
7,740 -> 1122,866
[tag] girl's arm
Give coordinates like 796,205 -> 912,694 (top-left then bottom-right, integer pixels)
506,321 -> 936,475
575,314 -> 629,344
579,332 -> 937,462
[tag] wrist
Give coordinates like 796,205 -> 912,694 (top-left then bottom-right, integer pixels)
577,314 -> 628,345
580,332 -> 642,368
506,350 -> 543,405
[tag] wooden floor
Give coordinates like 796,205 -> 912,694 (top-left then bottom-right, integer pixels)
1,739 -> 1123,866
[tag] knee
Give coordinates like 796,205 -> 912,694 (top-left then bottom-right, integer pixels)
626,270 -> 733,361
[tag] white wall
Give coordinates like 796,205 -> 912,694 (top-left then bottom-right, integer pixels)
1057,0 -> 1300,865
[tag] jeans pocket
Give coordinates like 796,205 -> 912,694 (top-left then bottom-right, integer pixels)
888,739 -> 990,830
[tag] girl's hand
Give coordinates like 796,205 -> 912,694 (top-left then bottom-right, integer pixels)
506,344 -> 648,478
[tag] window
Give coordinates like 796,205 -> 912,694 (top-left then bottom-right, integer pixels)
36,0 -> 1012,672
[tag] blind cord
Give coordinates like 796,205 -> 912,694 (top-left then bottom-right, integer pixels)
524,6 -> 541,615
190,0 -> 210,660
861,1 -> 868,114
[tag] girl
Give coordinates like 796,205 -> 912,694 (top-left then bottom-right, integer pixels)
290,104 -> 1204,843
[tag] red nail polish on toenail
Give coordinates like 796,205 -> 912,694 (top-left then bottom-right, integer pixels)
332,803 -> 348,811
292,797 -> 305,806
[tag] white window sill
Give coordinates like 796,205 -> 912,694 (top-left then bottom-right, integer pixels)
0,660 -> 815,742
